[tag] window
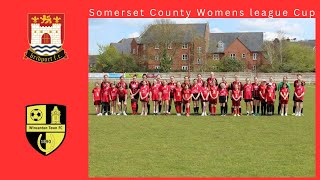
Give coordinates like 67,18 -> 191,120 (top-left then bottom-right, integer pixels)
242,53 -> 246,59
155,55 -> 159,61
230,53 -> 236,59
253,53 -> 258,60
132,48 -> 136,54
252,65 -> 257,71
197,47 -> 202,54
197,58 -> 201,64
167,43 -> 172,49
155,66 -> 160,70
182,66 -> 188,70
143,44 -> 146,50
155,44 -> 159,49
182,54 -> 188,60
218,41 -> 224,50
213,54 -> 219,60
182,43 -> 188,49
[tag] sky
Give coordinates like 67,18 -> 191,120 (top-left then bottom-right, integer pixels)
89,18 -> 315,55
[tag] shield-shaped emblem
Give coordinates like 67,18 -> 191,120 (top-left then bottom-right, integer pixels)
25,13 -> 67,63
26,104 -> 66,156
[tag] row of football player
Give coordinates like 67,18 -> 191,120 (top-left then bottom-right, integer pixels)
92,73 -> 305,117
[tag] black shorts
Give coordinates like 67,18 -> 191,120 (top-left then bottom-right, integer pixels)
219,96 -> 226,103
245,99 -> 252,102
170,94 -> 174,99
253,96 -> 260,100
133,94 -> 139,100
119,98 -> 126,103
293,94 -> 296,102
295,100 -> 303,102
192,93 -> 200,101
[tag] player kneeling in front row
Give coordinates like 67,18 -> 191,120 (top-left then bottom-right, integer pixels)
232,84 -> 242,116
200,81 -> 210,116
219,83 -> 228,116
174,82 -> 183,116
294,81 -> 305,117
140,80 -> 150,116
92,82 -> 102,116
117,86 -> 128,116
280,83 -> 289,116
183,85 -> 192,116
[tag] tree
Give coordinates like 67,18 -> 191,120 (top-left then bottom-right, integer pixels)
159,48 -> 172,72
217,57 -> 245,72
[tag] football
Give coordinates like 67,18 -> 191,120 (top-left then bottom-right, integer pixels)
30,109 -> 43,121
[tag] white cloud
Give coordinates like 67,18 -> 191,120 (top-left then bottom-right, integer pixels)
128,32 -> 140,38
211,27 -> 223,33
238,19 -> 309,40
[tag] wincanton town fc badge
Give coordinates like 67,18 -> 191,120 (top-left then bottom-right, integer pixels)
24,14 -> 67,63
26,104 -> 66,156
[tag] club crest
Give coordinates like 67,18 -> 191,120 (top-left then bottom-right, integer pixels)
26,104 -> 66,156
25,14 -> 67,63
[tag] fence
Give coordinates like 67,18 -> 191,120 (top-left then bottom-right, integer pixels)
89,72 -> 315,84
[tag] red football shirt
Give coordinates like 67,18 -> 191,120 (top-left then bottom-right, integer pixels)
231,81 -> 243,91
92,87 -> 101,101
191,84 -> 201,94
243,84 -> 253,99
101,87 -> 111,102
168,82 -> 176,94
252,82 -> 260,97
295,86 -> 305,100
219,88 -> 228,96
129,81 -> 140,95
140,85 -> 150,98
183,89 -> 192,100
110,88 -> 118,100
173,87 -> 183,101
265,87 -> 275,101
117,81 -> 127,89
259,85 -> 267,99
117,89 -> 127,99
232,90 -> 241,100
201,87 -> 210,100
280,88 -> 289,100
210,86 -> 219,98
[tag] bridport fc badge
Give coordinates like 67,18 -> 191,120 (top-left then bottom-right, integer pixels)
26,104 -> 66,156
25,14 -> 67,63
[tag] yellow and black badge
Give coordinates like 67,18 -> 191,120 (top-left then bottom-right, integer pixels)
26,104 -> 66,156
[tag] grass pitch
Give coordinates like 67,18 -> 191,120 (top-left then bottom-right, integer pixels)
88,83 -> 315,177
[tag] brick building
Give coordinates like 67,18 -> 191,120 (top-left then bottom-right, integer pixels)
110,23 -> 265,71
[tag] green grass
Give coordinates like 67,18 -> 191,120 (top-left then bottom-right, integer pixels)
88,83 -> 315,177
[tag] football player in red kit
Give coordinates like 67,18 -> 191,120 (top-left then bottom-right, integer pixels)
181,76 -> 191,114
200,81 -> 210,116
117,85 -> 128,116
129,75 -> 140,115
219,76 -> 229,115
191,79 -> 201,115
265,83 -> 276,115
268,77 -> 277,115
280,83 -> 289,116
101,81 -> 111,116
160,80 -> 170,115
243,78 -> 254,116
183,85 -> 192,116
293,74 -> 306,115
139,80 -> 150,116
231,84 -> 242,116
294,81 -> 305,117
252,76 -> 260,116
154,75 -> 163,114
259,80 -> 267,115
92,82 -> 102,116
207,72 -> 218,86
219,83 -> 228,116
230,75 -> 243,115
150,79 -> 160,115
168,76 -> 176,114
174,82 -> 183,116
110,83 -> 118,115
140,74 -> 152,114
209,81 -> 219,115
101,74 -> 111,115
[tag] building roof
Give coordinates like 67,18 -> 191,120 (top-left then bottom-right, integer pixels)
110,38 -> 134,54
89,55 -> 98,64
208,32 -> 264,53
140,23 -> 208,43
